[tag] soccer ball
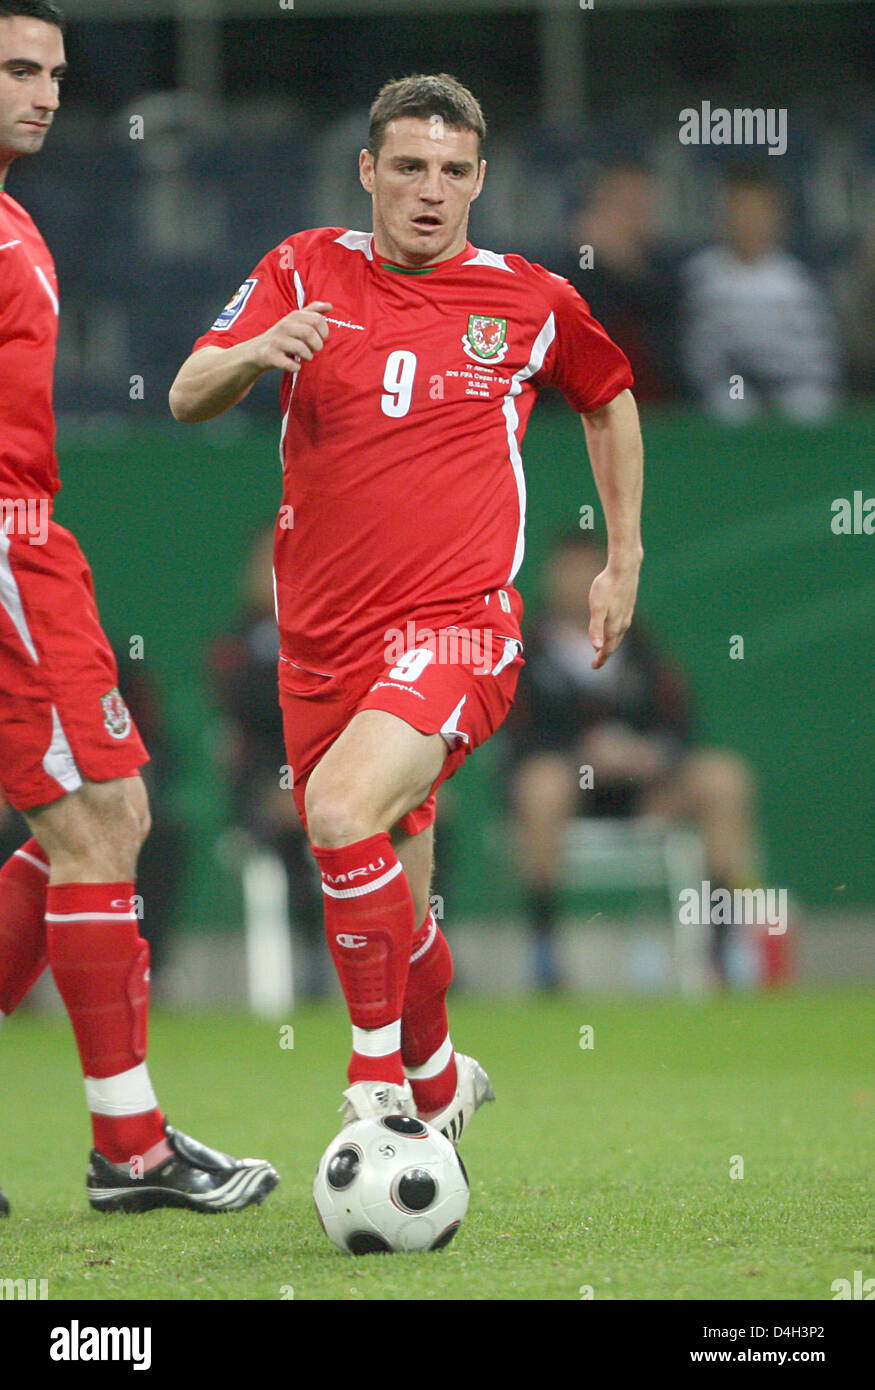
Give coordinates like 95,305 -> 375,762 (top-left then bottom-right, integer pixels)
313,1115 -> 470,1254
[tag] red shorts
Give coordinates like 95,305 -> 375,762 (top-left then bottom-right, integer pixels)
0,519 -> 148,811
279,590 -> 525,838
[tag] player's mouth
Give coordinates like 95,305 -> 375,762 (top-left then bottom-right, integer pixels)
410,215 -> 443,231
20,120 -> 50,130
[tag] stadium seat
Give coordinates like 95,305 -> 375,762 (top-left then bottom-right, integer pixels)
486,812 -> 709,993
560,816 -> 709,995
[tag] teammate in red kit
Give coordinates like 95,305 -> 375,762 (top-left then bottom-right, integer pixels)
171,74 -> 644,1140
0,0 -> 277,1213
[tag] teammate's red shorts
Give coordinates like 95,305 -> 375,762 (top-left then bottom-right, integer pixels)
278,589 -> 525,838
0,518 -> 148,811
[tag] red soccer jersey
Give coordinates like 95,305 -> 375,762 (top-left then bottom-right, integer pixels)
193,227 -> 633,675
0,189 -> 60,501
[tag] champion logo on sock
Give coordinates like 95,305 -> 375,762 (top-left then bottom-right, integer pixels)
323,858 -> 386,885
110,898 -> 134,910
336,934 -> 368,949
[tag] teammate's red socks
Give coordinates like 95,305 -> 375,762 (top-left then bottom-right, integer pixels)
0,839 -> 50,1017
312,833 -> 415,1086
402,906 -> 457,1115
45,883 -> 168,1165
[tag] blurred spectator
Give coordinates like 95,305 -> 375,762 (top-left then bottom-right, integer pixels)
206,522 -> 329,997
555,162 -> 684,403
681,167 -> 840,421
506,531 -> 763,991
830,224 -> 875,395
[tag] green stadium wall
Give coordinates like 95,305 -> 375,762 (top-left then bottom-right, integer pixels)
54,406 -> 875,927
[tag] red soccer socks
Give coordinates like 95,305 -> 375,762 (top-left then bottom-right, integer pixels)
402,906 -> 457,1115
46,883 -> 168,1165
0,839 -> 50,1017
312,833 -> 415,1086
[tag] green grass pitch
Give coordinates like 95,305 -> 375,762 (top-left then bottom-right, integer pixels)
0,988 -> 871,1301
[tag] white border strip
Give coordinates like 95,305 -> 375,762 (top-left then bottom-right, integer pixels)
405,1035 -> 454,1081
322,860 -> 402,900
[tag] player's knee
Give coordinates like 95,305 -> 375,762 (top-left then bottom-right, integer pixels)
304,783 -> 375,849
81,779 -> 150,872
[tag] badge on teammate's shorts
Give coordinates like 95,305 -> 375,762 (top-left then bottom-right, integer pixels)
0,521 -> 148,810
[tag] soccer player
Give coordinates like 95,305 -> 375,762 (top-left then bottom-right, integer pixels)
0,0 -> 278,1213
170,73 -> 644,1141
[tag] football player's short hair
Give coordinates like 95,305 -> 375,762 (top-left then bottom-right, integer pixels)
0,1 -> 66,32
368,73 -> 486,160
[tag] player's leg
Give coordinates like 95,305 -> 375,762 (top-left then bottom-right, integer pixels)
305,709 -> 447,1104
25,774 -> 278,1211
25,775 -> 173,1175
297,600 -> 522,1130
511,751 -> 579,989
24,774 -> 165,1164
0,837 -> 51,1021
1,522 -> 278,1211
393,824 -> 456,1110
393,822 -> 493,1140
305,708 -> 447,847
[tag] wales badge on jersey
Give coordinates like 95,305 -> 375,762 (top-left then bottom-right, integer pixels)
462,314 -> 509,363
101,688 -> 132,741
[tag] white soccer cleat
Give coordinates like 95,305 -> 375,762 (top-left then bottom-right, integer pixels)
420,1053 -> 495,1145
340,1079 -> 417,1128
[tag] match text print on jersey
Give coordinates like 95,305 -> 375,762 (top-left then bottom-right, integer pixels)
0,498 -> 49,545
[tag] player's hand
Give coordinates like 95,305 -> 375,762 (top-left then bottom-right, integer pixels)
588,556 -> 641,669
251,302 -> 333,375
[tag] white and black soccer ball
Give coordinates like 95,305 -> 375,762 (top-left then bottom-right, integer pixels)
313,1115 -> 470,1255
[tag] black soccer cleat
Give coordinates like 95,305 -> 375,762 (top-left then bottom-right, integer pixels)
86,1124 -> 279,1214
0,1185 -> 9,1217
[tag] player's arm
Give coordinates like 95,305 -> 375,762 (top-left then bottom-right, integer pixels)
579,387 -> 644,670
168,301 -> 332,423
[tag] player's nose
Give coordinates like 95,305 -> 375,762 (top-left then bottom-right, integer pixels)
36,77 -> 60,111
419,170 -> 444,201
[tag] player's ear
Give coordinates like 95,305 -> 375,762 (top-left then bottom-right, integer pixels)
359,148 -> 376,194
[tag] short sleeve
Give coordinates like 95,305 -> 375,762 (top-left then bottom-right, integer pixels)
534,272 -> 634,413
191,240 -> 299,353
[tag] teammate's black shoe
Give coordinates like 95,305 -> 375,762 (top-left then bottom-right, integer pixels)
0,1186 -> 9,1217
86,1124 -> 279,1213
